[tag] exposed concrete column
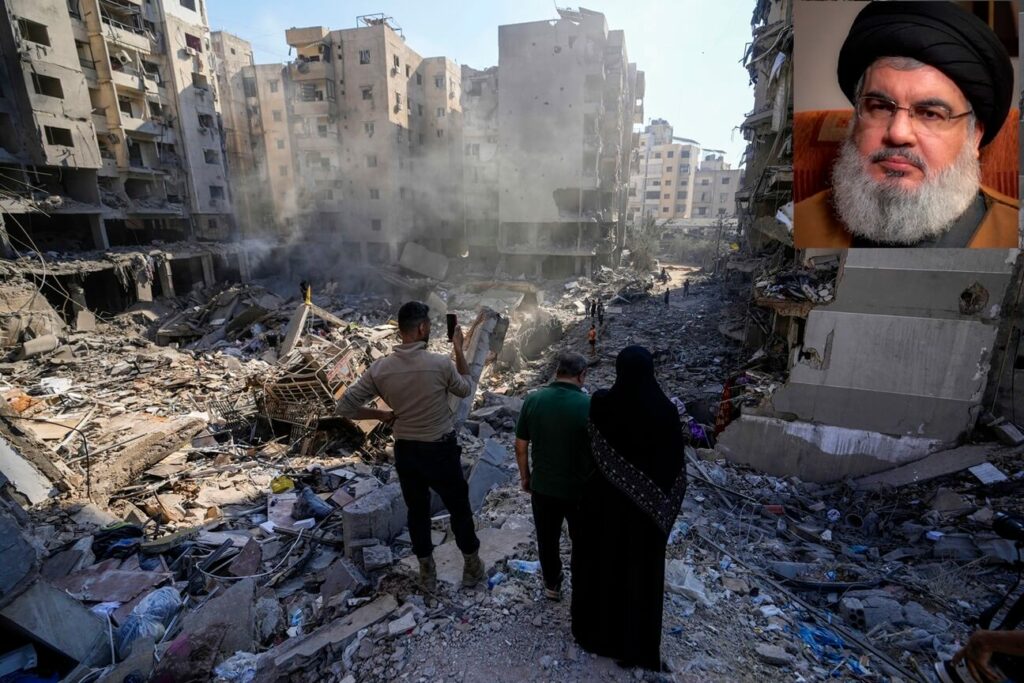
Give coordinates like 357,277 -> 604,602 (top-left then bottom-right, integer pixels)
89,216 -> 110,250
200,254 -> 216,287
449,307 -> 510,426
237,251 -> 252,282
156,259 -> 175,299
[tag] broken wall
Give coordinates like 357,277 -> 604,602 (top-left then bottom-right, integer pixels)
718,249 -> 1019,482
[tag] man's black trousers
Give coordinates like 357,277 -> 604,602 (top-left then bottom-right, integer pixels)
531,491 -> 579,590
394,434 -> 480,559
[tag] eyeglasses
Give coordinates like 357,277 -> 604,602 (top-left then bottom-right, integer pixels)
855,96 -> 973,131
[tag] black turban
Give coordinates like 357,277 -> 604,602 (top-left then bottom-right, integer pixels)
837,1 -> 1013,146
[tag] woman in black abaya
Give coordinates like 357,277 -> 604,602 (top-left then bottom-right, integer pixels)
571,345 -> 688,671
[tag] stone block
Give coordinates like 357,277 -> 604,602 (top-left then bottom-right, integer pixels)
467,459 -> 510,512
361,545 -> 393,571
341,483 -> 407,550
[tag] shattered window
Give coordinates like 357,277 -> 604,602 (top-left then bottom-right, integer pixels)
436,107 -> 445,118
361,87 -> 372,100
665,166 -> 672,173
364,122 -> 374,136
44,126 -> 73,146
359,49 -> 370,64
210,185 -> 224,199
243,77 -> 257,98
436,129 -> 444,138
272,110 -> 282,122
418,104 -> 423,116
416,73 -> 422,85
721,177 -> 730,184
653,152 -> 661,159
434,75 -> 444,89
269,80 -> 279,93
17,18 -> 50,46
185,33 -> 202,52
667,150 -> 674,158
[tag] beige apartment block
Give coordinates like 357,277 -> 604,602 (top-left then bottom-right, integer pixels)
628,119 -> 700,221
232,15 -> 466,266
496,7 -> 642,278
0,0 -> 234,256
692,153 -> 744,219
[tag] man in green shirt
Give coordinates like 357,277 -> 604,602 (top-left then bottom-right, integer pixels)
514,351 -> 593,600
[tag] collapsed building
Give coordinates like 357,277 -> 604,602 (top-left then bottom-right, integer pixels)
496,7 -> 642,279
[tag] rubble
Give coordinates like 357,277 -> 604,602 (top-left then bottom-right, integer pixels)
0,259 -> 1019,683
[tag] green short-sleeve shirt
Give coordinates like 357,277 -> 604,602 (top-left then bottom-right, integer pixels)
514,382 -> 593,500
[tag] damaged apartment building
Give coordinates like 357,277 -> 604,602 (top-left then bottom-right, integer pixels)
211,15 -> 467,274
495,7 -> 641,278
0,0 -> 261,323
720,0 -> 1024,482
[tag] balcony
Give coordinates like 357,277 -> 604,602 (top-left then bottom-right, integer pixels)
111,67 -> 146,93
291,99 -> 330,117
120,114 -> 164,137
103,20 -> 150,54
290,59 -> 329,81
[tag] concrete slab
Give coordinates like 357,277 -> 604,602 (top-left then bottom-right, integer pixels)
53,567 -> 171,603
0,435 -> 53,505
278,304 -> 310,357
179,577 -> 256,658
0,580 -> 107,664
716,414 -> 942,483
852,443 -> 997,489
263,594 -> 398,673
0,509 -> 37,606
399,527 -> 532,586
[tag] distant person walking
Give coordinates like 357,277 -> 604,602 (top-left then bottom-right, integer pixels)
683,279 -> 690,297
663,289 -> 670,305
336,301 -> 485,592
583,297 -> 591,318
587,324 -> 597,356
572,346 -> 687,671
660,267 -> 668,284
514,352 -> 593,601
590,300 -> 598,318
597,301 -> 605,327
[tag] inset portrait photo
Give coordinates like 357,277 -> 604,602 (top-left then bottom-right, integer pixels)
792,1 -> 1019,248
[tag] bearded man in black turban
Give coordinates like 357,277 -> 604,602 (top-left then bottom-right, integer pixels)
795,1 -> 1019,248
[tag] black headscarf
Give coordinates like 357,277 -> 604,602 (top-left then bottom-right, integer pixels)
590,346 -> 685,494
837,1 -> 1013,147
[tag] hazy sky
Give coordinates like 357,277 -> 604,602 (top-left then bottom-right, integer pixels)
207,0 -> 755,166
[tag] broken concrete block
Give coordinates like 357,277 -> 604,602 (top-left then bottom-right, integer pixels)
755,644 -> 793,666
0,435 -> 53,506
18,334 -> 59,359
467,458 -> 510,512
74,310 -> 96,332
387,611 -> 417,637
0,508 -> 37,607
321,558 -> 369,600
480,439 -> 509,467
859,596 -> 903,630
361,544 -> 393,571
341,483 -> 407,550
179,577 -> 256,660
931,533 -> 980,561
255,594 -> 284,644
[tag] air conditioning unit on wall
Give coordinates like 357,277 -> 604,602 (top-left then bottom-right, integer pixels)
114,51 -> 131,66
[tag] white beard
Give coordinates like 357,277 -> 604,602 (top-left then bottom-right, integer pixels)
830,135 -> 981,245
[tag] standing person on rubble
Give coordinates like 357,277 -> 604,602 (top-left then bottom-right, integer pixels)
335,301 -> 485,591
663,288 -> 670,305
587,323 -> 597,356
583,297 -> 591,318
571,346 -> 687,672
513,352 -> 593,601
683,278 -> 690,297
596,301 -> 605,327
590,299 -> 598,318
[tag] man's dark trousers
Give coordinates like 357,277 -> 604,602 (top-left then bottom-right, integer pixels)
531,491 -> 579,590
394,434 -> 480,559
